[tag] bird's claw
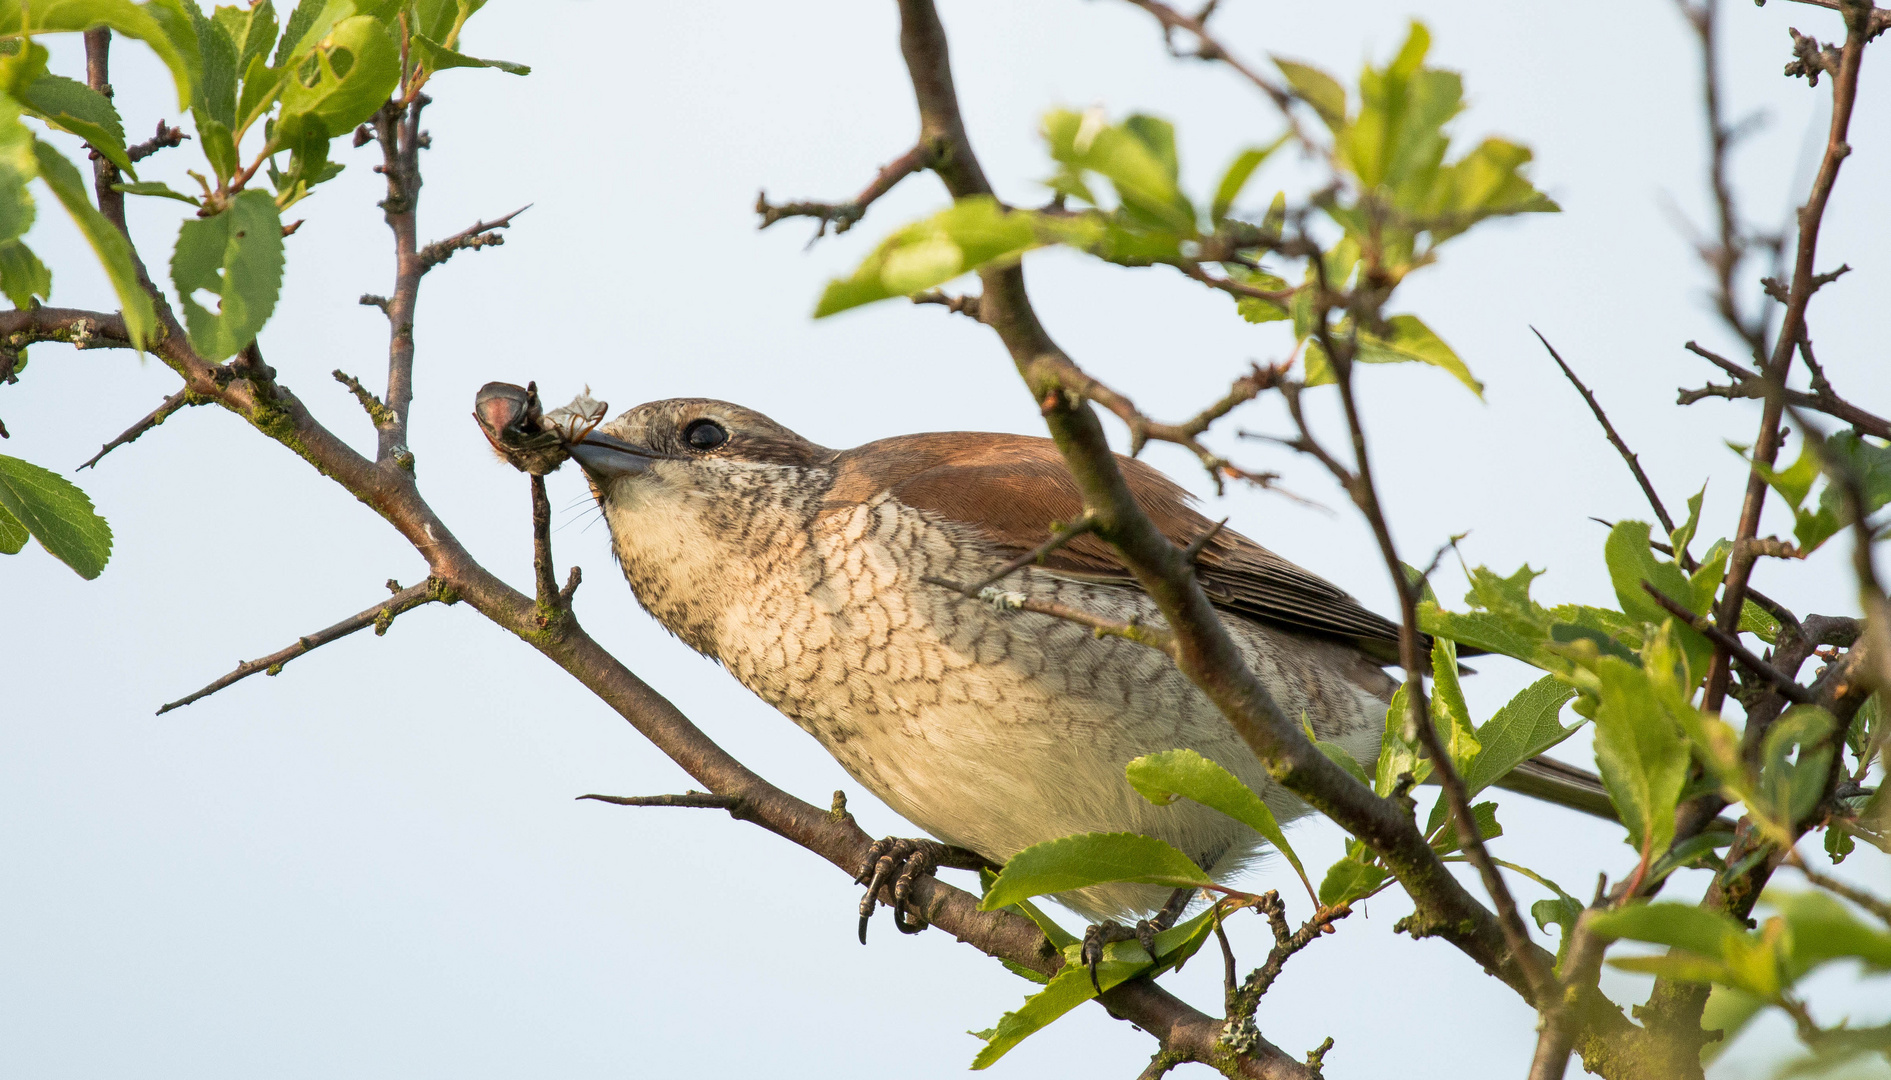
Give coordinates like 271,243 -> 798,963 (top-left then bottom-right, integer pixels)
1079,918 -> 1160,993
855,836 -> 947,944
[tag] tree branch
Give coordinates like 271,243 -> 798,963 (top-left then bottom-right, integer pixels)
1678,339 -> 1891,440
1536,328 -> 1678,537
756,142 -> 932,239
76,386 -> 204,470
156,578 -> 456,715
416,205 -> 528,273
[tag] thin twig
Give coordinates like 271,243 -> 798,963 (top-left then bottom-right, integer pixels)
1782,849 -> 1891,926
1534,328 -> 1677,536
963,512 -> 1098,594
416,205 -> 530,273
920,574 -> 1177,653
332,369 -> 394,428
156,579 -> 456,715
76,387 -> 202,470
756,142 -> 933,238
576,791 -> 745,812
126,120 -> 188,162
1679,340 -> 1891,439
1641,582 -> 1816,705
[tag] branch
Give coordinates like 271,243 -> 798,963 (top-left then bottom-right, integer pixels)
1679,339 -> 1891,439
577,791 -> 747,814
127,120 -> 188,162
76,386 -> 204,470
416,205 -> 529,273
1642,582 -> 1817,705
1224,893 -> 1351,1023
371,95 -> 428,466
1115,0 -> 1315,149
1783,849 -> 1891,925
893,0 -> 1554,1019
1703,0 -> 1874,714
1778,0 -> 1891,38
156,578 -> 457,715
0,307 -> 134,368
756,143 -> 931,240
1535,328 -> 1678,537
332,368 -> 395,428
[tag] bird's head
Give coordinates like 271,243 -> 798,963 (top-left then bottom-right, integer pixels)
566,397 -> 836,509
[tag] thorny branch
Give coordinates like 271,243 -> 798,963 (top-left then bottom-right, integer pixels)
76,386 -> 205,470
155,578 -> 457,715
416,205 -> 529,272
756,143 -> 933,239
1536,329 -> 1678,537
1678,339 -> 1891,440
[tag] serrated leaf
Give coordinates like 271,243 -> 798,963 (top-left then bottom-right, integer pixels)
1318,855 -> 1387,906
19,73 -> 132,172
1589,654 -> 1688,857
188,1 -> 240,129
1460,675 -> 1580,796
0,0 -> 196,108
216,0 -> 279,80
1603,519 -> 1710,672
1430,635 -> 1479,773
1355,314 -> 1482,396
0,453 -> 112,577
970,964 -> 1111,1070
171,188 -> 284,361
1272,56 -> 1346,128
816,196 -> 1043,316
979,866 -> 1078,951
113,180 -> 200,205
1125,748 -> 1312,902
1430,801 -> 1502,855
32,140 -> 155,349
1210,137 -> 1284,224
1040,108 -> 1194,234
1532,895 -> 1585,975
279,14 -> 400,134
0,238 -> 50,309
978,832 -> 1211,912
1375,681 -> 1428,795
0,501 -> 27,552
1759,706 -> 1836,832
410,31 -> 528,75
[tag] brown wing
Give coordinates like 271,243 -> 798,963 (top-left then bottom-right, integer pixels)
828,431 -> 1409,662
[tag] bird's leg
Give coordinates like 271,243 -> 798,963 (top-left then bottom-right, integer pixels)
855,836 -> 982,943
1080,888 -> 1197,992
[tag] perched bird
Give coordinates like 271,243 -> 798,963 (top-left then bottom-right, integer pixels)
475,385 -> 1610,928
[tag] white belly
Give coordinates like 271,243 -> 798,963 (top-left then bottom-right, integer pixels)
714,495 -> 1390,921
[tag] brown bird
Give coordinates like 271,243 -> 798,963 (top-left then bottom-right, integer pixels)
475,385 -> 1610,933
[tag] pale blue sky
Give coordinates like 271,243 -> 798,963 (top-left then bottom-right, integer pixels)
4,2 -> 1888,1077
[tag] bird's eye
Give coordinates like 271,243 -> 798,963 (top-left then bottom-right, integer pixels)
684,419 -> 728,451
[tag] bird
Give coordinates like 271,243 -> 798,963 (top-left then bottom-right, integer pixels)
474,384 -> 1612,932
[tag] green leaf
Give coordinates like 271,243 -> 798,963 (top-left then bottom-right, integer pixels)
272,0 -> 353,67
19,72 -> 132,172
1125,748 -> 1313,902
279,13 -> 400,134
1430,636 -> 1480,774
1759,707 -> 1837,831
409,31 -> 528,76
31,140 -> 155,349
170,188 -> 284,361
188,1 -> 240,129
978,866 -> 1078,951
1354,314 -> 1483,397
1766,890 -> 1891,974
0,237 -> 50,309
971,964 -> 1115,1069
1460,676 -> 1580,796
1750,440 -> 1822,511
1209,137 -> 1284,224
0,453 -> 112,577
815,196 -> 1042,317
979,832 -> 1211,912
0,501 -> 27,552
1740,600 -> 1780,646
1040,108 -> 1194,234
266,108 -> 331,204
1375,681 -> 1428,795
0,0 -> 197,108
112,179 -> 200,205
1671,484 -> 1707,567
1603,519 -> 1709,668
1318,855 -> 1388,906
216,0 -> 279,79
1588,654 -> 1689,857
1589,901 -> 1744,961
235,52 -> 288,136
0,100 -> 36,244
1271,56 -> 1346,129
1532,894 -> 1585,975
1430,801 -> 1502,855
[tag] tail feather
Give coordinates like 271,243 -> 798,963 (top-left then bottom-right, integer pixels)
1495,756 -> 1617,821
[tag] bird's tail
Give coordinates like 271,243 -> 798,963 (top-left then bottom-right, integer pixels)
1494,755 -> 1617,821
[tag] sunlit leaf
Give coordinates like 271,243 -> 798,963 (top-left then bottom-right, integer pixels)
170,188 -> 284,361
1126,748 -> 1312,902
979,832 -> 1211,912
32,140 -> 155,348
0,452 -> 112,577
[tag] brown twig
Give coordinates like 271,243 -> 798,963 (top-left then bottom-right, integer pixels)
1535,328 -> 1677,536
156,579 -> 456,715
756,143 -> 932,238
577,791 -> 746,813
911,290 -> 983,319
127,120 -> 188,162
1641,581 -> 1816,705
1679,340 -> 1891,439
332,369 -> 394,428
416,205 -> 529,273
1782,849 -> 1891,925
920,573 -> 1178,653
963,512 -> 1099,594
76,387 -> 203,470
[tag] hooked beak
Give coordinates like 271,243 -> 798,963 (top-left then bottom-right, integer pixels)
569,432 -> 660,481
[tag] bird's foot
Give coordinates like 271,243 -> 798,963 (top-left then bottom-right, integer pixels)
1079,919 -> 1161,992
855,836 -> 949,943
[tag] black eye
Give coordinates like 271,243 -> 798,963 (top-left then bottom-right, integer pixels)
684,419 -> 728,451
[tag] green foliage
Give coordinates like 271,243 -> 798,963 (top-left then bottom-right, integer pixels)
1580,629 -> 1693,860
978,832 -> 1212,912
171,188 -> 284,361
1125,748 -> 1313,902
0,453 -> 112,577
1459,675 -> 1581,797
815,196 -> 1046,317
970,907 -> 1216,1068
32,139 -> 156,347
1318,853 -> 1387,906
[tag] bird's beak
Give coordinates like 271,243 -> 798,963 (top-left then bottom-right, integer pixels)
569,432 -> 659,481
